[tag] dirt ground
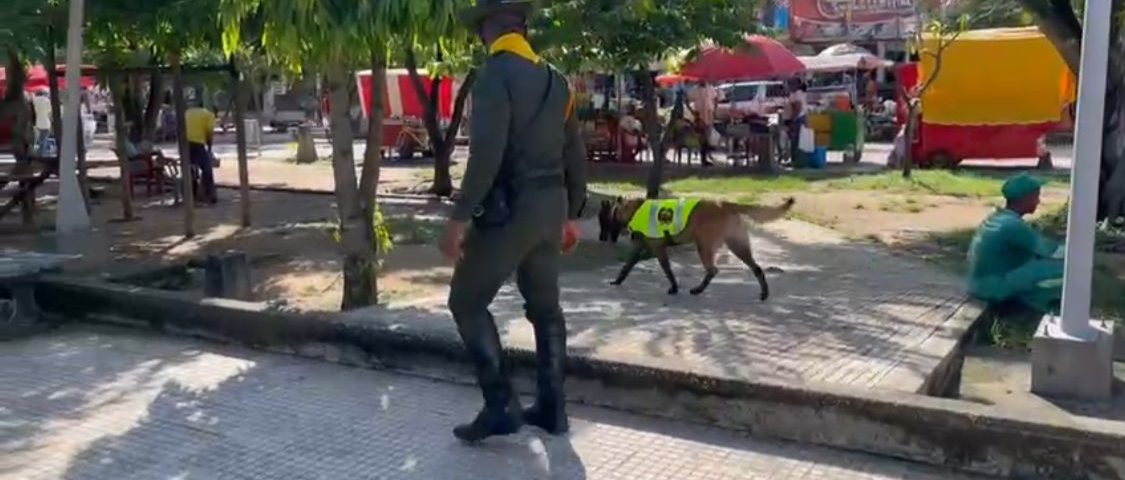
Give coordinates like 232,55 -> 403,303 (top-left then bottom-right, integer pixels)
759,188 -> 1069,258
0,181 -> 626,311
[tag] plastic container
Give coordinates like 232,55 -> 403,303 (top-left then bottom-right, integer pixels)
811,147 -> 828,169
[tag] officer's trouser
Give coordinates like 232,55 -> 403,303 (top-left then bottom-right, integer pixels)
447,187 -> 568,412
976,258 -> 1064,314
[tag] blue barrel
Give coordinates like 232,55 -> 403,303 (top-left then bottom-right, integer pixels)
811,147 -> 828,169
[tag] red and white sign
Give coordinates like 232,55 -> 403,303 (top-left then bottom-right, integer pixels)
789,0 -> 918,43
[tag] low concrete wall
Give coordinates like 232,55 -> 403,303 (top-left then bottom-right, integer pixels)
35,276 -> 1125,479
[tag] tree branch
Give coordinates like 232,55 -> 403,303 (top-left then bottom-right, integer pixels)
403,44 -> 444,154
1016,0 -> 1081,73
441,67 -> 476,157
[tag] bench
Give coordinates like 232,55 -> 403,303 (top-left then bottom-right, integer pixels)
0,156 -> 58,225
0,250 -> 76,339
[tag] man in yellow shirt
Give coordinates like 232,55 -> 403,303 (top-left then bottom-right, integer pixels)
185,102 -> 217,204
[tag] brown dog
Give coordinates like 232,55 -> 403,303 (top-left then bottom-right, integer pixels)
598,196 -> 795,299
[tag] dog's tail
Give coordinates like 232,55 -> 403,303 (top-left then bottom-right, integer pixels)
723,197 -> 795,223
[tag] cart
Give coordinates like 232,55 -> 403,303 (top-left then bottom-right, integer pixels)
806,108 -> 865,164
898,27 -> 1075,169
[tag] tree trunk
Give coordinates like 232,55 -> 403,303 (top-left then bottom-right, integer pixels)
326,64 -> 376,310
1098,2 -> 1125,221
170,51 -> 195,238
639,71 -> 665,199
403,46 -> 454,197
295,125 -> 318,163
124,74 -> 144,133
142,68 -> 164,143
357,52 -> 388,308
361,53 -> 387,203
1022,0 -> 1125,221
3,52 -> 33,162
903,101 -> 918,179
45,39 -> 63,149
108,75 -> 135,221
232,59 -> 252,228
444,68 -> 477,154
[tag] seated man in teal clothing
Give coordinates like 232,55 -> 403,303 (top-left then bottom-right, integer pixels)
967,173 -> 1064,314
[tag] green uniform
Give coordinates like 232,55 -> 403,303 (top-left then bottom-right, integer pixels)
627,199 -> 701,240
446,39 -> 586,434
967,209 -> 1064,313
449,48 -> 587,318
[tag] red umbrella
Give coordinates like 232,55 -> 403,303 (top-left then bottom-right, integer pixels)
655,73 -> 698,88
680,35 -> 805,83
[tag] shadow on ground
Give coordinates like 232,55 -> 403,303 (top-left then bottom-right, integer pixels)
354,220 -> 966,391
1,326 -> 977,479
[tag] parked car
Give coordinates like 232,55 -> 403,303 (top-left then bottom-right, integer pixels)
715,81 -> 787,120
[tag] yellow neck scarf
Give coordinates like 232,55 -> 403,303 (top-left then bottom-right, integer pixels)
489,33 -> 541,64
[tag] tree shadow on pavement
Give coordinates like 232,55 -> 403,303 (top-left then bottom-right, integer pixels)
355,219 -> 967,392
5,325 -> 977,479
0,325 -> 585,480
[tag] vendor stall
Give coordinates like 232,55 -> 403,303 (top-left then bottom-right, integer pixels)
900,27 -> 1076,168
805,106 -> 864,165
355,69 -> 460,159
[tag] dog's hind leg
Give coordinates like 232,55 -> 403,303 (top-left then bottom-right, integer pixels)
653,242 -> 678,295
690,239 -> 721,296
610,243 -> 647,286
726,232 -> 770,301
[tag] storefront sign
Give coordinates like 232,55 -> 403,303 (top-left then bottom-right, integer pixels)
789,0 -> 918,43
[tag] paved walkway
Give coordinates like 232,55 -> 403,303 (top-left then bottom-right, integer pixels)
350,218 -> 967,393
0,326 -> 982,479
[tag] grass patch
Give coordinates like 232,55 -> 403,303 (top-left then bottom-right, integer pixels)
590,169 -> 1067,202
824,171 -> 1015,198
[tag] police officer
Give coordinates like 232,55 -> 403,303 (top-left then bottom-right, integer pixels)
440,0 -> 587,442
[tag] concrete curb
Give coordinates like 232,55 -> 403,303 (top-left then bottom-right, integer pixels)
34,276 -> 1125,479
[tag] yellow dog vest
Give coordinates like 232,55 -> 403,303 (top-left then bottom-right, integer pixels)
627,199 -> 701,239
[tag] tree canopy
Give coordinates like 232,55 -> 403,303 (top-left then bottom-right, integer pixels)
534,0 -> 760,73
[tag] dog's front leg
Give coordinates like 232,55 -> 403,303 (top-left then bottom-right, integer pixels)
610,243 -> 647,286
653,242 -> 678,295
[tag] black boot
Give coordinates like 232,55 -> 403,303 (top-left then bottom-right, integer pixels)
452,312 -> 523,443
523,320 -> 569,434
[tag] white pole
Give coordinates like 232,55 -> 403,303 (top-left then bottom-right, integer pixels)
1059,0 -> 1113,338
55,0 -> 90,234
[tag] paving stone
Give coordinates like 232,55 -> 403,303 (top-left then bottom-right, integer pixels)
349,220 -> 966,392
0,326 -> 983,480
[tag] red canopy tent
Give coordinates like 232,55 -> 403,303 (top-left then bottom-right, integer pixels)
0,65 -> 97,95
351,69 -> 460,150
355,69 -> 457,120
680,35 -> 805,83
